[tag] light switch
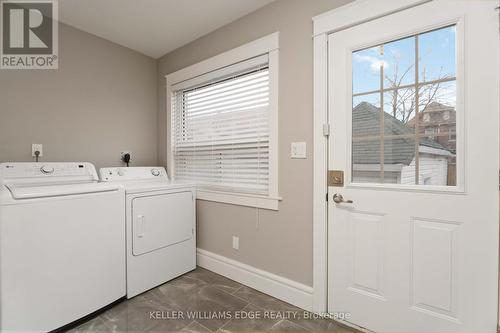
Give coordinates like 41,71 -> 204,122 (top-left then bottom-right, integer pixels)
291,142 -> 307,159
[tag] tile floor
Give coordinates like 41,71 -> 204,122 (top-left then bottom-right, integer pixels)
68,267 -> 360,333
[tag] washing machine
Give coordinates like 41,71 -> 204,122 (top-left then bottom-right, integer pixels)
99,167 -> 196,298
0,162 -> 126,332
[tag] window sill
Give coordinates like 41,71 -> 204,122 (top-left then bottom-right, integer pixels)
196,189 -> 282,210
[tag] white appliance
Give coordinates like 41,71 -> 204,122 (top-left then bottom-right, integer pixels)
0,162 -> 126,332
99,167 -> 196,298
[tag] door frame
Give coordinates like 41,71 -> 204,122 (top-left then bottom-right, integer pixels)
311,0 -> 499,315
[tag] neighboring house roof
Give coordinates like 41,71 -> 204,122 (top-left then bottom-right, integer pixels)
353,102 -> 449,166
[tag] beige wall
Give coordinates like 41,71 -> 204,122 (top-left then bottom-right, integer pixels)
0,23 -> 158,169
158,0 -> 351,286
0,0 -> 353,287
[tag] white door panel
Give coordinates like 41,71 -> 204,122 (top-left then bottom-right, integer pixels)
132,191 -> 194,256
327,1 -> 499,333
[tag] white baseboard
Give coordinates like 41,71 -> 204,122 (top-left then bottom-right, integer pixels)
196,248 -> 313,311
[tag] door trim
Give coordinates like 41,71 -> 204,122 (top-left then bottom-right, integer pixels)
313,0 -> 431,36
312,31 -> 329,313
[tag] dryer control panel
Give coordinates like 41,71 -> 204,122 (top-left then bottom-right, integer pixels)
100,167 -> 169,182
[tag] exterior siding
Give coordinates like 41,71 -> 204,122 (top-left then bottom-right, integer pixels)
401,155 -> 448,185
352,155 -> 449,185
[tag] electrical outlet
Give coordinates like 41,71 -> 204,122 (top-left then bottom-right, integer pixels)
232,236 -> 239,250
32,144 -> 43,157
121,151 -> 131,160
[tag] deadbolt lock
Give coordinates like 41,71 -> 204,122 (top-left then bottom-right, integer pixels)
328,170 -> 344,187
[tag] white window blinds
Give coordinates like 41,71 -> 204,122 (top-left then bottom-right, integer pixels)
172,55 -> 270,195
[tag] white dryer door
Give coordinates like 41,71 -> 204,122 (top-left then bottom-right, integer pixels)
132,191 -> 194,256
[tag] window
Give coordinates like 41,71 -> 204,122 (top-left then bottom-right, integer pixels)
167,33 -> 279,210
425,127 -> 436,137
172,58 -> 270,195
449,128 -> 456,141
351,25 -> 457,186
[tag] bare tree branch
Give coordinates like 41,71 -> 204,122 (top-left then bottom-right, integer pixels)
383,54 -> 450,125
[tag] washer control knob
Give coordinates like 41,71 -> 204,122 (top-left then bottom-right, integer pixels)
151,169 -> 161,176
40,165 -> 54,174
117,169 -> 125,176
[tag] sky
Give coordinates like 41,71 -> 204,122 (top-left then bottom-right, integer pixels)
352,25 -> 456,110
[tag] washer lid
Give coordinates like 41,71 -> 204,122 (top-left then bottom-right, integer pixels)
5,182 -> 121,200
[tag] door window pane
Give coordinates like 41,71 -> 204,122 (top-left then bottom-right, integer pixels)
383,88 -> 416,134
419,26 -> 456,82
352,138 -> 416,185
382,36 -> 415,89
352,47 -> 384,94
417,136 -> 456,186
353,93 -> 381,139
351,25 -> 457,186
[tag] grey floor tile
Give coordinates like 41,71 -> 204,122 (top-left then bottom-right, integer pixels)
289,316 -> 346,333
146,275 -> 245,332
100,296 -> 189,333
217,304 -> 280,333
68,315 -> 109,333
233,286 -> 300,313
168,273 -> 208,291
148,317 -> 195,333
186,286 -> 249,331
268,319 -> 309,332
180,321 -> 213,333
313,322 -> 361,333
157,282 -> 248,313
148,276 -> 204,310
186,268 -> 242,294
156,280 -> 248,331
63,268 -> 361,333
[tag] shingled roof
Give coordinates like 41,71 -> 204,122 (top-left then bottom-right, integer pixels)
352,102 -> 449,165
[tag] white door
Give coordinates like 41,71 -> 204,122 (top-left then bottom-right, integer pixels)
327,2 -> 499,333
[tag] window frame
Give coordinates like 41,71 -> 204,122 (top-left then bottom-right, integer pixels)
346,21 -> 464,192
166,32 -> 280,210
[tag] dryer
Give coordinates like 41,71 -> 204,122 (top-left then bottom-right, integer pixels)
99,167 -> 196,298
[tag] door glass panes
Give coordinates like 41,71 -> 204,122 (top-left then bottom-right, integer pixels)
352,47 -> 384,94
353,93 -> 381,139
383,88 -> 416,133
351,25 -> 457,186
419,26 -> 456,82
382,36 -> 415,89
386,137 -> 416,185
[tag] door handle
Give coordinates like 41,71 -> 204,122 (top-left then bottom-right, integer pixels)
332,194 -> 353,204
137,215 -> 145,238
